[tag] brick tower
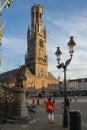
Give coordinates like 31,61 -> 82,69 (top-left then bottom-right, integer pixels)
25,5 -> 48,79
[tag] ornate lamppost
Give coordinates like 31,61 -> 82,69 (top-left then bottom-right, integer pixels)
55,36 -> 76,128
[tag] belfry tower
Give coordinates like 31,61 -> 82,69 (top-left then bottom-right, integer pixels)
25,5 -> 48,79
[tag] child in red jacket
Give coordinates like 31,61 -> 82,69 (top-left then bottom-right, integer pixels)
46,97 -> 55,123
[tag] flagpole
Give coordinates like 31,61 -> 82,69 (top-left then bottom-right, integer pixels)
0,0 -> 9,11
0,0 -> 11,66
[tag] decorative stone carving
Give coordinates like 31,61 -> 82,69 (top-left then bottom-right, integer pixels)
16,65 -> 27,88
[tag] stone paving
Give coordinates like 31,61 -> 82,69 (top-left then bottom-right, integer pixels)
0,99 -> 69,130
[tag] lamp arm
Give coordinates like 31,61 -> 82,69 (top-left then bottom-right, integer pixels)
57,62 -> 64,69
65,58 -> 72,67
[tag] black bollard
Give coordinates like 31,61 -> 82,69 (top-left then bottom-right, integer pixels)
69,110 -> 81,130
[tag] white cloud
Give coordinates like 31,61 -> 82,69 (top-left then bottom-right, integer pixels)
0,37 -> 26,73
46,11 -> 87,80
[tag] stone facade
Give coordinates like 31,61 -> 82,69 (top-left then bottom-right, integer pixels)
24,66 -> 59,91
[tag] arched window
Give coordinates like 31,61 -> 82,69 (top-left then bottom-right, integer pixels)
40,13 -> 42,19
39,39 -> 43,47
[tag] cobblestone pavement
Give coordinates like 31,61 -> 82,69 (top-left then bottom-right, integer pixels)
0,99 -> 69,130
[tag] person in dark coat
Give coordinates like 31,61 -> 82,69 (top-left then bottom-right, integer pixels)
66,98 -> 70,110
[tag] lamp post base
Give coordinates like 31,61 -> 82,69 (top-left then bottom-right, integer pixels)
63,109 -> 68,128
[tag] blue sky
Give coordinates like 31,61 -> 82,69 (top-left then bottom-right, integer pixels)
0,0 -> 87,80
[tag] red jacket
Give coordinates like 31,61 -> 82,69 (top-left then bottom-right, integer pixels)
46,101 -> 54,112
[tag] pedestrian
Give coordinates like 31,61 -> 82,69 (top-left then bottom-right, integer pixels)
70,97 -> 72,102
74,95 -> 77,102
46,97 -> 55,123
44,97 -> 47,103
66,98 -> 70,110
61,98 -> 70,110
37,97 -> 40,105
32,96 -> 36,104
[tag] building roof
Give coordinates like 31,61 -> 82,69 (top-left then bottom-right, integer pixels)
0,68 -> 18,83
0,65 -> 29,83
0,66 -> 57,83
48,72 -> 57,80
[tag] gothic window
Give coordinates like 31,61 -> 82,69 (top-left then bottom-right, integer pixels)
40,13 -> 42,19
39,39 -> 43,47
36,12 -> 38,18
32,12 -> 34,19
36,12 -> 38,21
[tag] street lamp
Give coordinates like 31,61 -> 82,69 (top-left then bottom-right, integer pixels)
55,36 -> 76,128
